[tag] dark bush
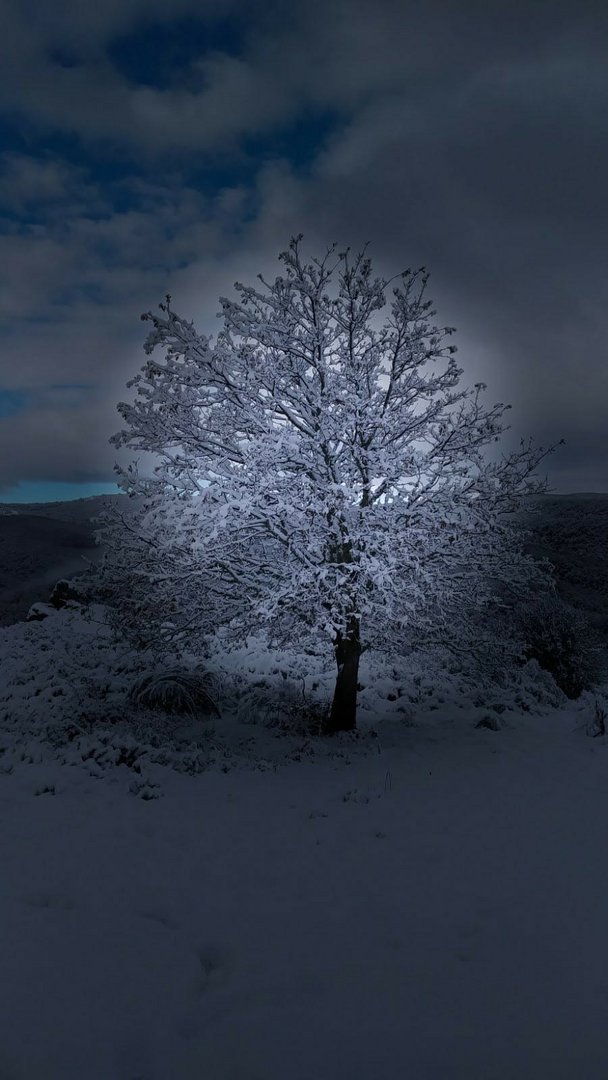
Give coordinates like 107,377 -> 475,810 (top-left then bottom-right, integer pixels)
516,594 -> 598,698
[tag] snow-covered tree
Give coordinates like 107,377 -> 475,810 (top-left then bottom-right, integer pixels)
97,237 -> 555,731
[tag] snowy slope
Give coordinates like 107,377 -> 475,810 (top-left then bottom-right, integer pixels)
0,494 -> 126,526
0,495 -> 606,1077
0,600 -> 606,1078
0,693 -> 607,1079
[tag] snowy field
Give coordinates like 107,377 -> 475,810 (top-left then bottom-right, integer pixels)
0,495 -> 607,1078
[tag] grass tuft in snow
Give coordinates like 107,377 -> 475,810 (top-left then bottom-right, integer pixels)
127,667 -> 221,719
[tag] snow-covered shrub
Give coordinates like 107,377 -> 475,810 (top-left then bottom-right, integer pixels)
516,594 -> 599,698
49,578 -> 86,610
194,635 -> 332,732
230,681 -> 330,734
25,602 -> 56,622
128,667 -> 221,718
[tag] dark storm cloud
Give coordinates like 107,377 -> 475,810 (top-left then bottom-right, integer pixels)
1,0 -> 606,494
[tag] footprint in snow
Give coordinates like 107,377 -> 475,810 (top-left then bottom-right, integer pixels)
138,907 -> 176,929
20,892 -> 74,910
194,943 -> 233,997
454,920 -> 482,962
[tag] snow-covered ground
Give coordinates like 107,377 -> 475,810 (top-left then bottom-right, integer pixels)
1,685 -> 608,1078
1,494 -> 607,1078
0,604 -> 607,1079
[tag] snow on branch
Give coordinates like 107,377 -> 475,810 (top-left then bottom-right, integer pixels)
96,237 -> 558,690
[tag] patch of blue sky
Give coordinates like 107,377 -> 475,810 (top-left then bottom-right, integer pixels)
181,107 -> 345,221
0,389 -> 29,417
106,14 -> 246,91
0,116 -> 143,197
0,92 -> 345,239
244,107 -> 344,173
0,116 -> 77,169
0,480 -> 122,504
0,143 -> 132,240
0,113 -> 31,155
47,46 -> 81,70
0,385 -> 95,414
50,280 -> 112,307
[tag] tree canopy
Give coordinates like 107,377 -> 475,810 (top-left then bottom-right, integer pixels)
97,237 -> 554,730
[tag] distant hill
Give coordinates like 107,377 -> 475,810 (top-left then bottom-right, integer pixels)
0,494 -> 137,626
524,494 -> 608,600
529,491 -> 608,502
0,493 -> 128,525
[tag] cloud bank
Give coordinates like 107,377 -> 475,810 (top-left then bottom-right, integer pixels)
1,0 -> 606,496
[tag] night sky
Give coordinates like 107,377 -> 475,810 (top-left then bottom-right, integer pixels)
1,0 -> 607,501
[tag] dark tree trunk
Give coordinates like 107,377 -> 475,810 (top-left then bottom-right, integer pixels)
324,615 -> 361,733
